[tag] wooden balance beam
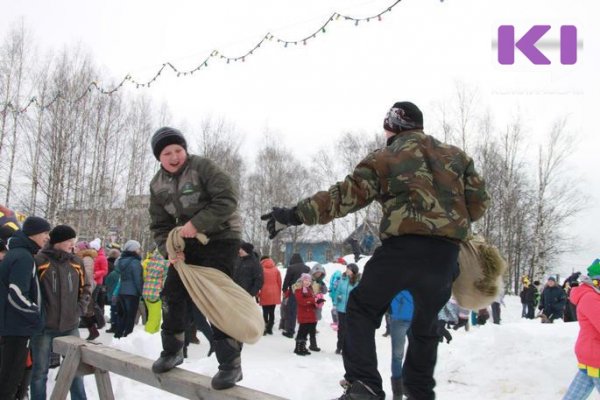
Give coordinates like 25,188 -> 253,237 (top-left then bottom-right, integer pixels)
51,336 -> 286,400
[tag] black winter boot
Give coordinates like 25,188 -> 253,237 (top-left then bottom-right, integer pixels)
337,380 -> 384,400
299,340 -> 311,355
309,336 -> 321,352
152,332 -> 184,373
294,340 -> 306,356
211,338 -> 243,390
391,377 -> 403,400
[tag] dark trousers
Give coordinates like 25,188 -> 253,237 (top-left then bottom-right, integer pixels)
0,336 -> 29,399
296,322 -> 316,342
115,295 -> 140,338
161,238 -> 240,344
336,312 -> 347,352
491,302 -> 501,324
526,301 -> 536,319
342,235 -> 459,400
262,305 -> 276,331
284,295 -> 298,335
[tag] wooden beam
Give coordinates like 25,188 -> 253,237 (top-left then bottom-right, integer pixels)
53,336 -> 286,400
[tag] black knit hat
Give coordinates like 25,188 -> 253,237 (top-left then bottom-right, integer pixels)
22,216 -> 51,236
151,126 -> 188,160
49,224 -> 77,245
383,101 -> 423,134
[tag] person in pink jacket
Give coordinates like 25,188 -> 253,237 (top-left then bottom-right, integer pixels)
258,256 -> 282,335
564,259 -> 600,400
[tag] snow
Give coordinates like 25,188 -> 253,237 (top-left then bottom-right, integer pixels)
45,260 -> 595,399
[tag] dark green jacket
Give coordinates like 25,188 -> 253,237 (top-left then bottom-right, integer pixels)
149,155 -> 242,257
296,130 -> 490,241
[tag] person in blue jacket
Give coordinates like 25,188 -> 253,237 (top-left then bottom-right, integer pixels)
389,290 -> 414,400
113,240 -> 143,338
333,263 -> 361,355
0,216 -> 50,399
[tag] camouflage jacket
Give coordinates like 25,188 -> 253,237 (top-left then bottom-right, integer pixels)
149,155 -> 242,257
296,130 -> 490,241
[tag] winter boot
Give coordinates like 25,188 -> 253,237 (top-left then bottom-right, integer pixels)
294,340 -> 306,356
211,338 -> 243,390
299,340 -> 311,355
309,336 -> 321,352
391,377 -> 403,400
86,325 -> 100,341
337,380 -> 384,400
266,321 -> 274,335
152,332 -> 184,373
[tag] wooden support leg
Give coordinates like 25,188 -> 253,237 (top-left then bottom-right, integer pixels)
94,369 -> 115,400
50,343 -> 83,400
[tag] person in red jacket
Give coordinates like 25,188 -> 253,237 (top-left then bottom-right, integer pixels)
258,256 -> 282,335
564,259 -> 600,399
293,273 -> 325,356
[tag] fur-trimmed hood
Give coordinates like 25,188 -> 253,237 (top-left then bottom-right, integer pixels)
76,248 -> 98,260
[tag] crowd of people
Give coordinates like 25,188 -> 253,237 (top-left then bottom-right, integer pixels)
1,101 -> 597,400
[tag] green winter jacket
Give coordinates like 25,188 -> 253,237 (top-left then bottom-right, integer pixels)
296,130 -> 490,241
149,155 -> 242,257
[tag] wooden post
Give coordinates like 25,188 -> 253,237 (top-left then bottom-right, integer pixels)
49,341 -> 83,400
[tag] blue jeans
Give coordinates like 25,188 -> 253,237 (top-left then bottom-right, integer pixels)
30,328 -> 87,400
563,369 -> 600,400
390,319 -> 411,378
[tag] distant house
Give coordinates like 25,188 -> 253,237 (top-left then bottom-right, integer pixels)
283,240 -> 335,266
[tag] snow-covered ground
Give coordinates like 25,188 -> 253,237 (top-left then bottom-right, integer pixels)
45,259 -> 592,399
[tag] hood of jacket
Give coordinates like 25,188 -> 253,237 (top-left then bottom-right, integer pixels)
6,229 -> 41,254
76,248 -> 98,260
570,282 -> 600,306
310,263 -> 326,279
261,258 -> 276,269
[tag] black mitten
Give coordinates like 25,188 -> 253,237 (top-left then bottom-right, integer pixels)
260,207 -> 302,239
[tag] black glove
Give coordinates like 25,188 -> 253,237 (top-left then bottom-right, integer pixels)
260,207 -> 302,239
316,298 -> 326,304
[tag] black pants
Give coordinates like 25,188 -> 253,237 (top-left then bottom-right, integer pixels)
296,322 -> 316,342
336,312 -> 347,352
491,302 -> 501,324
342,235 -> 459,400
525,301 -> 536,319
161,239 -> 240,343
262,305 -> 276,330
284,295 -> 298,335
0,336 -> 30,399
115,294 -> 140,338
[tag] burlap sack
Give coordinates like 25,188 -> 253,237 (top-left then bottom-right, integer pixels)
166,228 -> 264,344
453,236 -> 507,310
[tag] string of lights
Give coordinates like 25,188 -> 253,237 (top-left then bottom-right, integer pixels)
1,0 -> 403,115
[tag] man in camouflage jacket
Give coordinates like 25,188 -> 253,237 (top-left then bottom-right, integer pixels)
148,127 -> 243,390
262,102 -> 490,400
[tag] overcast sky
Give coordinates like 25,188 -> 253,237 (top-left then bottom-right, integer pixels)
2,0 -> 597,276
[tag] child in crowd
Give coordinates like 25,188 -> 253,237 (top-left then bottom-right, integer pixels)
293,273 -> 324,355
563,259 -> 600,399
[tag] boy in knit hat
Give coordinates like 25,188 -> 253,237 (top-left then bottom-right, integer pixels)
563,259 -> 600,398
30,224 -> 90,400
0,216 -> 50,399
148,127 -> 244,390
